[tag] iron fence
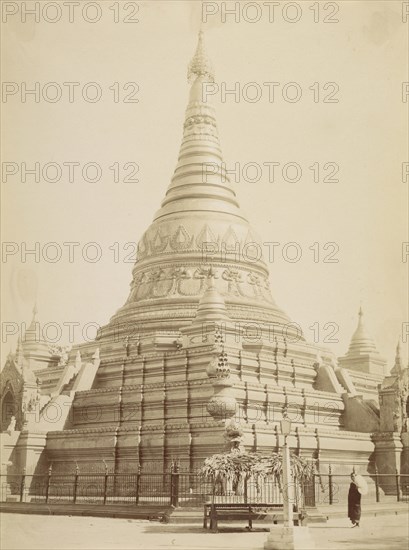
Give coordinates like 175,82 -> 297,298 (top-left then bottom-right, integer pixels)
1,467 -> 407,508
313,470 -> 409,505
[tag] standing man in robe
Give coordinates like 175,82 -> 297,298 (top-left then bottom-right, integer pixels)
348,472 -> 362,527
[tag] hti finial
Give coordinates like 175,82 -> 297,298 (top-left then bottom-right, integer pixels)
188,30 -> 215,83
15,337 -> 24,366
395,340 -> 402,369
357,306 -> 364,328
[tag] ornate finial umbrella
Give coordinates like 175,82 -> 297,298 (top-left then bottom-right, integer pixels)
188,30 -> 215,82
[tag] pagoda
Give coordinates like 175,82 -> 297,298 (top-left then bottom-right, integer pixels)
1,33 -> 406,484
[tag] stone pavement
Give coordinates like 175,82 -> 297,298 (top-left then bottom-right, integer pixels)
1,512 -> 408,550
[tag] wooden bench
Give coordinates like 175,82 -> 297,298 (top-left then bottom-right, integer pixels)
203,502 -> 302,532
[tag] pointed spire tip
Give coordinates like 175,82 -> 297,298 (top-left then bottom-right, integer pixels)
188,30 -> 215,83
395,339 -> 402,360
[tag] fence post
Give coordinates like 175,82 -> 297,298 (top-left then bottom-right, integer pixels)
328,465 -> 333,505
396,469 -> 401,502
312,461 -> 323,506
169,462 -> 174,506
244,475 -> 248,504
45,464 -> 52,504
170,462 -> 179,507
311,466 -> 316,507
103,464 -> 109,505
374,465 -> 380,503
174,462 -> 180,507
73,464 -> 79,504
20,468 -> 26,503
135,465 -> 141,505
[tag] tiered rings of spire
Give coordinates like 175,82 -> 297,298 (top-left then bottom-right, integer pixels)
102,32 -> 295,339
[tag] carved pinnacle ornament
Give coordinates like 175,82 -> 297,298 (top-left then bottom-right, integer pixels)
187,30 -> 215,82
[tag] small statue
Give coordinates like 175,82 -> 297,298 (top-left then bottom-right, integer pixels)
6,416 -> 16,435
58,349 -> 69,366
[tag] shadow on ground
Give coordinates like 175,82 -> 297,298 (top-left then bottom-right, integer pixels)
143,525 -> 269,533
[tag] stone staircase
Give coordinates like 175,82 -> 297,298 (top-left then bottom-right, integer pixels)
60,373 -> 78,395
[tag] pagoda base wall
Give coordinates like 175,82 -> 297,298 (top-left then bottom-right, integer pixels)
42,423 -> 376,475
11,431 -> 48,475
4,423 -> 391,505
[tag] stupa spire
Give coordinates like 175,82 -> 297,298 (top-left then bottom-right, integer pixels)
391,340 -> 402,375
396,340 -> 401,362
348,306 -> 377,353
188,30 -> 215,82
357,305 -> 364,328
25,302 -> 40,338
339,306 -> 386,375
15,336 -> 24,369
105,30 -> 294,344
154,31 -> 243,224
28,302 -> 38,331
194,285 -> 229,324
20,302 -> 53,365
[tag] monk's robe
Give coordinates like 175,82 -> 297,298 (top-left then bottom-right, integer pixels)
348,482 -> 361,524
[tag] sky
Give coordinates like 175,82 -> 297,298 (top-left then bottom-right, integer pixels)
1,0 -> 408,369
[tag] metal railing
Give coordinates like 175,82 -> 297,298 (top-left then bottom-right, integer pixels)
313,468 -> 409,505
1,466 -> 407,508
0,464 -> 302,508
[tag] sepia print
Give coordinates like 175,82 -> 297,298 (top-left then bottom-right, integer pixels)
1,1 -> 408,549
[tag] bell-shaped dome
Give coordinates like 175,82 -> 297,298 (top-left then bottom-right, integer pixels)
338,307 -> 386,376
21,304 -> 52,364
347,307 -> 378,356
194,285 -> 229,324
99,32 -> 297,342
